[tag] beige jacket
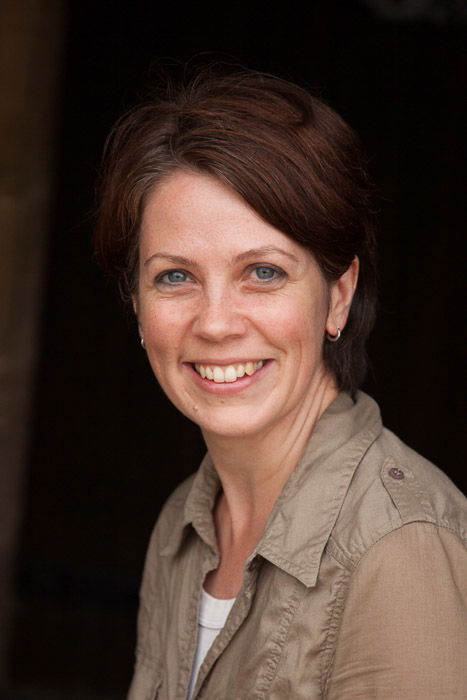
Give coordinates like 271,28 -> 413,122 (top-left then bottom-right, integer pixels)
128,392 -> 467,699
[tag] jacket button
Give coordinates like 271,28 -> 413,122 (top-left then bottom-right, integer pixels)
389,467 -> 405,480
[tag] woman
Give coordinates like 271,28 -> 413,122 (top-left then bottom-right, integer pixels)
95,70 -> 467,699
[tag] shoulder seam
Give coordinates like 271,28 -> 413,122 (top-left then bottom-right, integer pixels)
328,520 -> 466,573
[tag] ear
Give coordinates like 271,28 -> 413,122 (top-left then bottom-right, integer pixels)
326,257 -> 359,336
132,295 -> 144,337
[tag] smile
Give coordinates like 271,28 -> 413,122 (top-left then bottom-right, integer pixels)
194,361 -> 264,383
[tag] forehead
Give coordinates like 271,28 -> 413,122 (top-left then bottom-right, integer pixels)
140,170 -> 311,262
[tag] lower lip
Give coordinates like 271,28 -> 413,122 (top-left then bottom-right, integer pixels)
184,361 -> 271,394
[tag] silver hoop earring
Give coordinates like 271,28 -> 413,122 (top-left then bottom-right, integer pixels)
326,327 -> 341,342
140,337 -> 146,349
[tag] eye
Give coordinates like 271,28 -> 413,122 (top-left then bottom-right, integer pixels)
158,269 -> 189,284
255,266 -> 275,280
250,264 -> 285,282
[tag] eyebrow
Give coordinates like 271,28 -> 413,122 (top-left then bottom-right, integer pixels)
144,253 -> 197,268
234,246 -> 300,264
144,246 -> 300,267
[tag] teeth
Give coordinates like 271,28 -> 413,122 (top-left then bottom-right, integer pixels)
194,360 -> 264,383
213,367 -> 224,383
224,366 -> 237,383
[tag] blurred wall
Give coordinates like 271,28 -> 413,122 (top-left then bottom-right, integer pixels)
0,0 -> 65,687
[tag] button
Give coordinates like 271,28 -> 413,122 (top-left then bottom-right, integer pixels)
389,467 -> 405,480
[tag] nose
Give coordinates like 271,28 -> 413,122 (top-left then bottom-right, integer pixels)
192,285 -> 247,342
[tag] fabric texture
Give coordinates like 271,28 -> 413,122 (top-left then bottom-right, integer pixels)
188,589 -> 236,700
127,392 -> 467,699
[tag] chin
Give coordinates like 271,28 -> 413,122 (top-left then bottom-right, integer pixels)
187,406 -> 274,440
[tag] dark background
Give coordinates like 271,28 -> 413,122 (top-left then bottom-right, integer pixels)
7,1 -> 466,697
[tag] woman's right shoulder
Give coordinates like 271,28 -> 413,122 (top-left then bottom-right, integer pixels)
161,473 -> 197,515
138,473 -> 198,600
149,473 -> 197,548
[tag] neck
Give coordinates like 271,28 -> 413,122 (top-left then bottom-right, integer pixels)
202,373 -> 338,542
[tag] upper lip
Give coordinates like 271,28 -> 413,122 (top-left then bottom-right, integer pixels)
187,358 -> 267,366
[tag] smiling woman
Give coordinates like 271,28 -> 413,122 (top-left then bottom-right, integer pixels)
94,69 -> 467,699
135,172 -> 355,440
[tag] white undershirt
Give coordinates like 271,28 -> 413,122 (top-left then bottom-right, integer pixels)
187,588 -> 236,699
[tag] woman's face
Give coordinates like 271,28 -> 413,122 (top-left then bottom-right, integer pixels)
136,171 -> 352,440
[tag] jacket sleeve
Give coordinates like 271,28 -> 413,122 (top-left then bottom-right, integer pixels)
127,476 -> 195,700
327,521 -> 467,699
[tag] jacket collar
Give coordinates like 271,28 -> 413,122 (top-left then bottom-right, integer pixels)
162,392 -> 383,587
256,391 -> 382,586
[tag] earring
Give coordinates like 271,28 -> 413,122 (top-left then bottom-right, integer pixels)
140,337 -> 146,349
326,327 -> 341,342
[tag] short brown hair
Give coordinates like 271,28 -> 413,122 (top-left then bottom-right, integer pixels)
95,69 -> 377,395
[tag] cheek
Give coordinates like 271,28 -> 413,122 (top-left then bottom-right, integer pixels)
264,295 -> 328,345
139,302 -> 185,357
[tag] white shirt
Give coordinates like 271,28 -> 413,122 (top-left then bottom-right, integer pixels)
188,588 -> 236,699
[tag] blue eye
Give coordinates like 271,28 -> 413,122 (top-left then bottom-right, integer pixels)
161,270 -> 188,284
253,266 -> 279,280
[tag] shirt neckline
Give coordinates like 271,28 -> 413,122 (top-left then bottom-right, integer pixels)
199,587 -> 236,628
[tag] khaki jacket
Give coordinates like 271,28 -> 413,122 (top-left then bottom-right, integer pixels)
128,392 -> 467,699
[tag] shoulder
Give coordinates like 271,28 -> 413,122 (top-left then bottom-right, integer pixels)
157,474 -> 196,528
144,473 -> 197,560
137,473 -> 196,607
329,421 -> 467,567
326,424 -> 467,697
327,519 -> 467,698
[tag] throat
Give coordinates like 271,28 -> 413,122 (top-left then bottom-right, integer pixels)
203,561 -> 244,600
204,491 -> 269,600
